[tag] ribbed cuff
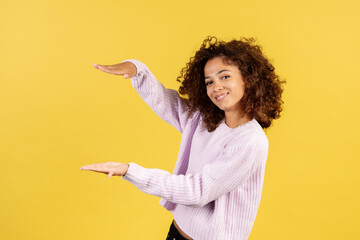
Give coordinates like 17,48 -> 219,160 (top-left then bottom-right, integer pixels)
121,59 -> 147,77
121,162 -> 148,184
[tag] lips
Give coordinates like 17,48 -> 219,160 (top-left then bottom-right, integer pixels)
215,92 -> 229,101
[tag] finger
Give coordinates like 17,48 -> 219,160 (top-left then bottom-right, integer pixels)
81,163 -> 106,172
82,169 -> 110,175
96,63 -> 120,70
80,163 -> 97,170
91,169 -> 109,173
80,165 -> 91,170
93,63 -> 110,68
94,63 -> 121,70
96,65 -> 115,74
108,172 -> 113,178
96,65 -> 125,76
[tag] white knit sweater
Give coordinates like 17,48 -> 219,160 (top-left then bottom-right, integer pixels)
121,59 -> 269,240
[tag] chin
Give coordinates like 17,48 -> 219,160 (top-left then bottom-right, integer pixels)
212,103 -> 224,110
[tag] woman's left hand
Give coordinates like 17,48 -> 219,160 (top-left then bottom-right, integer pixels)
80,162 -> 129,178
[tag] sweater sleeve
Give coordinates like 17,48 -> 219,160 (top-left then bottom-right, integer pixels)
122,143 -> 258,208
122,59 -> 190,133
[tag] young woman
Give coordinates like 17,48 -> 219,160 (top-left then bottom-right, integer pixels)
81,36 -> 285,240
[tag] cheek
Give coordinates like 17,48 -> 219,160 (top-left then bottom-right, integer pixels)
234,82 -> 245,94
237,87 -> 245,98
206,89 -> 211,99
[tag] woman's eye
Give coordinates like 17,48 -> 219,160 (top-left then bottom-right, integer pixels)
206,81 -> 212,86
222,75 -> 229,80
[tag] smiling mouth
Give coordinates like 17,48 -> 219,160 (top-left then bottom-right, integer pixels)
215,93 -> 229,101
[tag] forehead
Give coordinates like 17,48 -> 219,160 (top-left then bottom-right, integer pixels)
204,57 -> 237,74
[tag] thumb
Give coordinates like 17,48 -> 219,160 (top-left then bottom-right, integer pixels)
108,172 -> 113,178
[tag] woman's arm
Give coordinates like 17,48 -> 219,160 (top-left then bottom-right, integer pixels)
94,60 -> 191,133
120,144 -> 259,207
81,143 -> 261,208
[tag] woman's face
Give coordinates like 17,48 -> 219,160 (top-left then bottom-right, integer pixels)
204,57 -> 245,113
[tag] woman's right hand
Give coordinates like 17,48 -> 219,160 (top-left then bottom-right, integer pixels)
93,61 -> 137,79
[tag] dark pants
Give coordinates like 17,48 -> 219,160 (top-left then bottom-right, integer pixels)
166,220 -> 189,240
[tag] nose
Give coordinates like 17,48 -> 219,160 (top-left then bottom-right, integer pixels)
213,81 -> 223,91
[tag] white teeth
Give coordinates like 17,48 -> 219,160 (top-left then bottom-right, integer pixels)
216,93 -> 228,100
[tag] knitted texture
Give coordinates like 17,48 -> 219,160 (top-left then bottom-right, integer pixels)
121,59 -> 269,240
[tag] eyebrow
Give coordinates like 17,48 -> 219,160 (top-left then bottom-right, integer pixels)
204,70 -> 230,80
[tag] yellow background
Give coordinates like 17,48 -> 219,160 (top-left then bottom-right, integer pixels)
1,0 -> 359,239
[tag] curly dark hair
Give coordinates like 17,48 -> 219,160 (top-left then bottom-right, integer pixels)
176,36 -> 286,132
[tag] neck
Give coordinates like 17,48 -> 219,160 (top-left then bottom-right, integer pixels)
224,111 -> 251,128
